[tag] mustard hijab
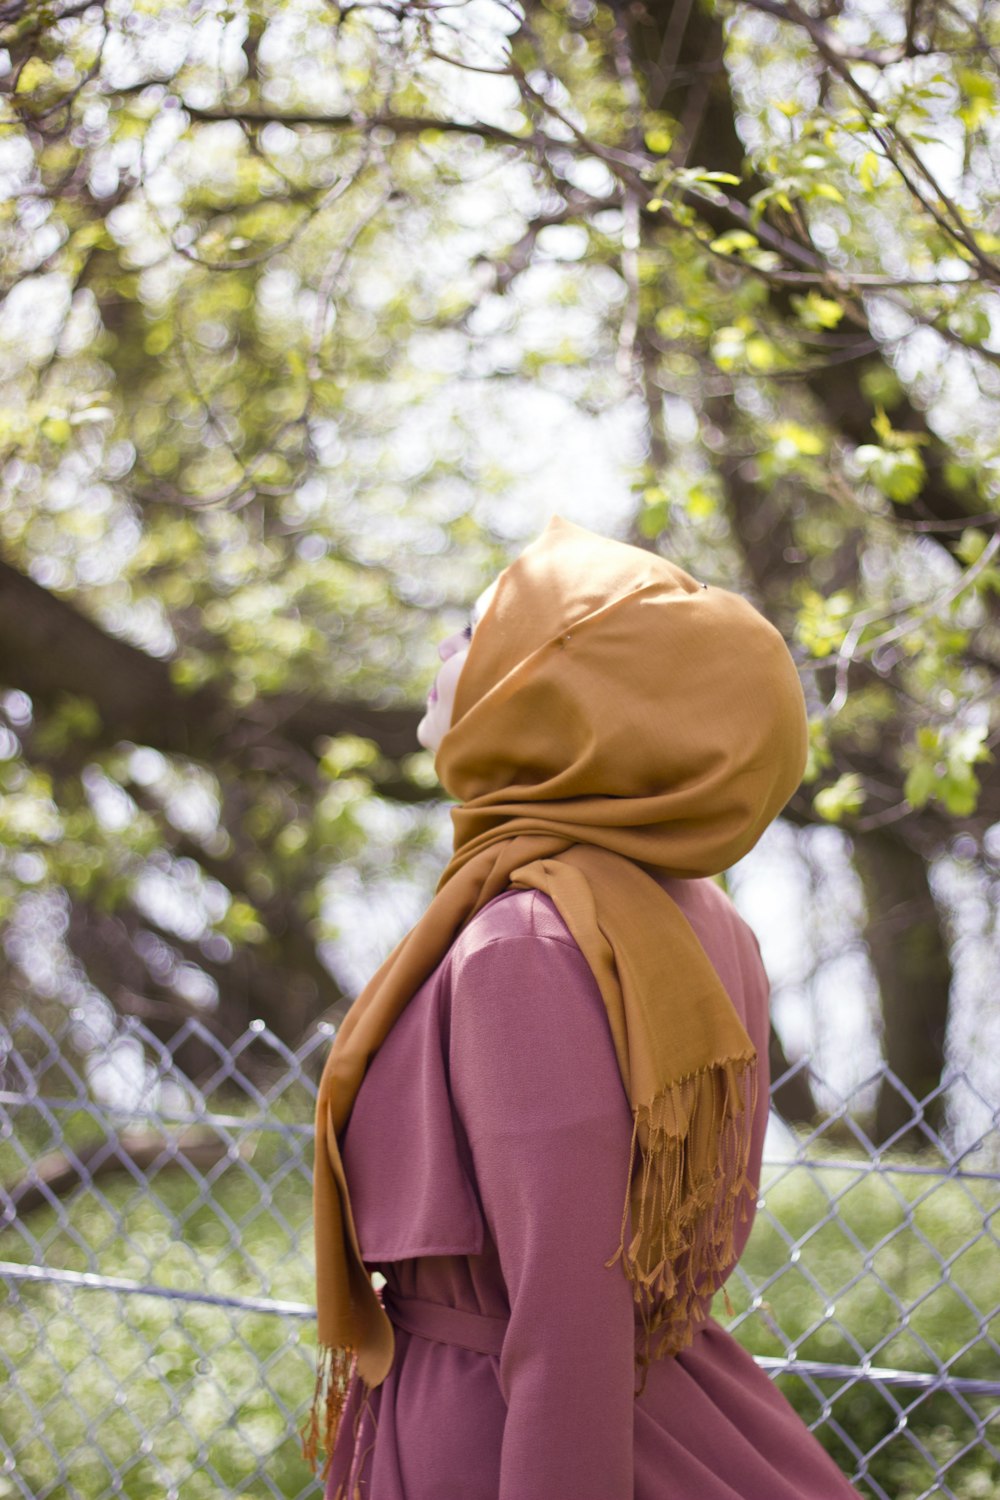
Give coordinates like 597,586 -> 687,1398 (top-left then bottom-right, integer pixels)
301,515 -> 808,1477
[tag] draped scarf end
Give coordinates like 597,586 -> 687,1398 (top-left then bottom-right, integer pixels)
603,1052 -> 759,1398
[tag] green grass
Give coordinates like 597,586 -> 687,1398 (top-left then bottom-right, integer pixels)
2,1104 -> 998,1499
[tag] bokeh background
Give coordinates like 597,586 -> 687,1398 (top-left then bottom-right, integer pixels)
1,0 -> 999,1494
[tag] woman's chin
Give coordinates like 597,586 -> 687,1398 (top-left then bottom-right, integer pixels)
416,712 -> 439,753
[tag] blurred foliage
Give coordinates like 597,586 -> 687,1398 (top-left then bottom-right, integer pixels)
0,0 -> 998,852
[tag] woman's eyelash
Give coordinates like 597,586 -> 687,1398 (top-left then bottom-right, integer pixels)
462,623 -> 473,639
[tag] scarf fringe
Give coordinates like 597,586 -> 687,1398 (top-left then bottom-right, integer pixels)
604,1053 -> 758,1398
298,1338 -> 360,1483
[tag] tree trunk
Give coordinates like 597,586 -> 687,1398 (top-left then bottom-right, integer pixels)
768,1024 -> 818,1129
851,830 -> 951,1149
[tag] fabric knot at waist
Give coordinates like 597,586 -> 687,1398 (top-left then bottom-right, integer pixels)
379,1285 -> 507,1356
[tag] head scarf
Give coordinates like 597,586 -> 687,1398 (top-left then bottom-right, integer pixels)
301,515 -> 808,1477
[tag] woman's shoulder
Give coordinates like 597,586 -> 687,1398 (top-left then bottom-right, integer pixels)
450,886 -> 574,968
445,870 -> 766,990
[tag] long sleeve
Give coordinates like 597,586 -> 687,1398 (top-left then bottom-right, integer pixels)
449,933 -> 637,1500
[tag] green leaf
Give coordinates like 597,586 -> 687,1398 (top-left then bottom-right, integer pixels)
709,230 -> 759,256
222,899 -> 267,944
956,66 -> 994,130
644,129 -> 673,154
637,500 -> 670,537
767,420 -> 826,457
903,723 -> 991,816
856,444 -> 926,504
870,403 -> 931,449
940,765 -> 978,816
790,291 -> 844,331
947,722 -> 990,768
15,57 -> 53,94
947,303 -> 992,345
169,655 -> 214,693
794,587 -> 855,657
686,485 -> 717,518
745,335 -> 777,370
814,773 -> 865,823
41,416 -> 72,445
318,735 -> 380,778
955,528 -> 989,565
802,718 -> 833,784
904,761 -> 936,810
857,150 -> 880,191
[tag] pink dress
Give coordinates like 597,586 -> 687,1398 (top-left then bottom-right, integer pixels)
322,875 -> 861,1499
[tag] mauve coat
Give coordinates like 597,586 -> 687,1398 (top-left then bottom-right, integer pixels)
321,873 -> 861,1499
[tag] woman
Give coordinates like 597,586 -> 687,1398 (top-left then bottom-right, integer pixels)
301,515 -> 862,1499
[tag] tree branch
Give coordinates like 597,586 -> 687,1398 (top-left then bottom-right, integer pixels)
0,554 -> 427,776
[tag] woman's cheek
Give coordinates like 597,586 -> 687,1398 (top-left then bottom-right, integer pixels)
439,651 -> 469,721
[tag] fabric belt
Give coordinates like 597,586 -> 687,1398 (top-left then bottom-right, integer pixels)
379,1285 -> 507,1356
378,1283 -> 715,1360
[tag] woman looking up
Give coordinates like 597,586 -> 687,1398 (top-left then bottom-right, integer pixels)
302,515 -> 862,1499
414,574 -> 499,758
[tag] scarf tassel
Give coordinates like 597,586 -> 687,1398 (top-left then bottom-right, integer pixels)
604,1054 -> 758,1398
298,1338 -> 360,1482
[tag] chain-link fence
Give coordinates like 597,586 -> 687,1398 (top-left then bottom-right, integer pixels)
1,1002 -> 998,1500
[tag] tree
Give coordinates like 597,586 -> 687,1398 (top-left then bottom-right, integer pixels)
1,0 -> 998,1144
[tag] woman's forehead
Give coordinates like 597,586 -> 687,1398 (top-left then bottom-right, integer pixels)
471,576 -> 500,624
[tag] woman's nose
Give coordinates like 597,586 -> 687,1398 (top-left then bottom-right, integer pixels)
438,632 -> 462,662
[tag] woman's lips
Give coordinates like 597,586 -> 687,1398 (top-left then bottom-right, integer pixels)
428,683 -> 438,703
